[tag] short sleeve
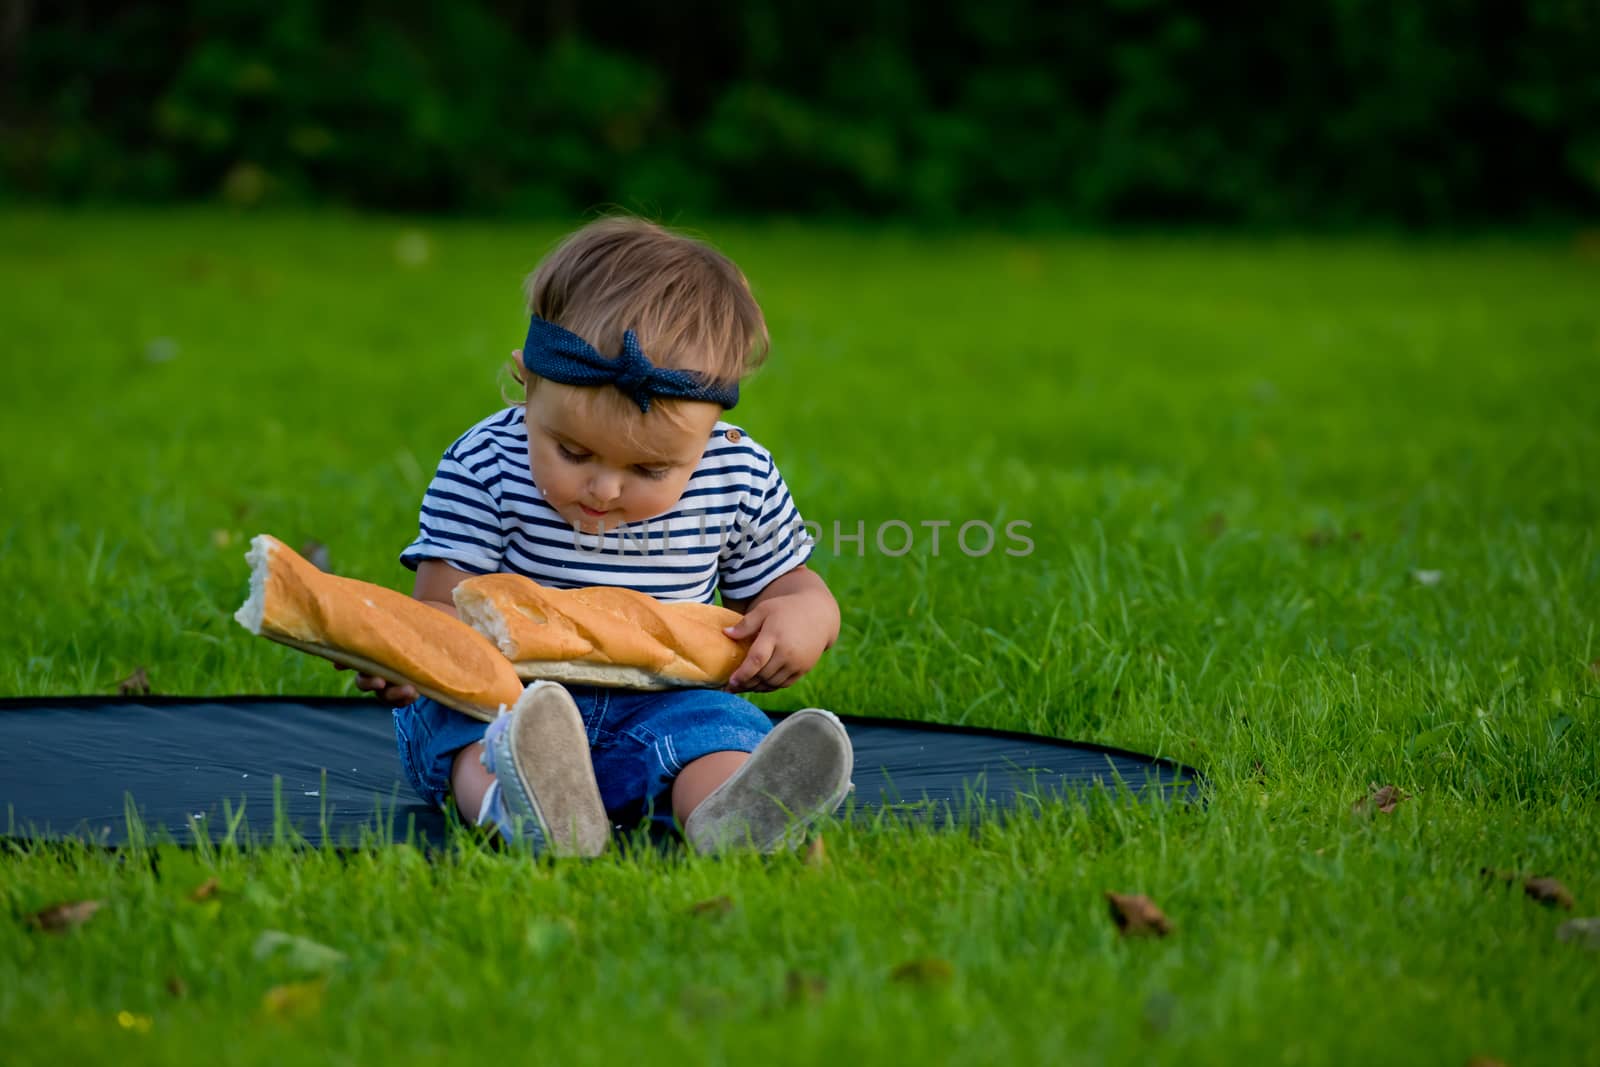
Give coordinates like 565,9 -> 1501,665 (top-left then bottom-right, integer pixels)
718,451 -> 814,600
399,445 -> 506,574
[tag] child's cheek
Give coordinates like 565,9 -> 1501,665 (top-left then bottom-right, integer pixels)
527,457 -> 566,507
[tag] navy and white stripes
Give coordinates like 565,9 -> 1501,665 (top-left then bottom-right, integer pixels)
400,407 -> 812,603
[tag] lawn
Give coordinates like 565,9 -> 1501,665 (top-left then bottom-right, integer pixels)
1,210 -> 1597,1065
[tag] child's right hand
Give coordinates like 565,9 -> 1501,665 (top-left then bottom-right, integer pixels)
332,661 -> 419,706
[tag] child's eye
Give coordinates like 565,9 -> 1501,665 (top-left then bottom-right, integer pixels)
556,443 -> 590,463
634,465 -> 670,481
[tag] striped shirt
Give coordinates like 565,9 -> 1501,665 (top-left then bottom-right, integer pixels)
400,406 -> 813,604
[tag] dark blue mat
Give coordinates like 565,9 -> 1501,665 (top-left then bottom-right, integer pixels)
0,697 -> 1202,848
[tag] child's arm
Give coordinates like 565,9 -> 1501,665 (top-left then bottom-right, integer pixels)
334,559 -> 476,705
720,565 -> 840,693
410,558 -> 473,620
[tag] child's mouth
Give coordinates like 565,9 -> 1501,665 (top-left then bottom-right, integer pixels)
579,505 -> 610,518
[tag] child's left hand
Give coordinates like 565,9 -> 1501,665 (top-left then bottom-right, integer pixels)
720,598 -> 832,697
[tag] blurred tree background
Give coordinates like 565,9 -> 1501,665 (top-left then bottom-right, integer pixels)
2,0 -> 1597,224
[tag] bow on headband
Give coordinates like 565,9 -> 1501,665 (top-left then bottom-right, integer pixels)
520,316 -> 740,412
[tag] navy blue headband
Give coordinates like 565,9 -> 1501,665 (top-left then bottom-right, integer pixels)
520,316 -> 739,413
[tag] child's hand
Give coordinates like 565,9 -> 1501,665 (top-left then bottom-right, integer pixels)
722,594 -> 835,693
332,661 -> 418,706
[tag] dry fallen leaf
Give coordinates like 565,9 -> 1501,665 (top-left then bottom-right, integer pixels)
890,958 -> 955,984
116,667 -> 151,697
261,978 -> 326,1020
1524,876 -> 1575,910
115,1010 -> 153,1034
1105,891 -> 1173,938
689,895 -> 735,918
1480,869 -> 1576,910
188,877 -> 220,902
803,835 -> 827,869
1352,783 -> 1407,816
523,917 -> 575,958
1555,917 -> 1600,950
252,930 -> 346,973
1372,785 -> 1405,813
394,231 -> 433,268
785,970 -> 828,1004
28,899 -> 104,932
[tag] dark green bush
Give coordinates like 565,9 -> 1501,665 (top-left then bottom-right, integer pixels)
3,0 -> 1596,222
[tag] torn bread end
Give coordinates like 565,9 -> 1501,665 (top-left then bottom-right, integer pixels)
232,534 -> 275,635
453,585 -> 515,657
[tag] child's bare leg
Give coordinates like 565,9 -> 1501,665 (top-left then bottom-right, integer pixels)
450,742 -> 494,823
671,751 -> 749,825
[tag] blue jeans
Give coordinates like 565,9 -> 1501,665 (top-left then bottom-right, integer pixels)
394,685 -> 773,828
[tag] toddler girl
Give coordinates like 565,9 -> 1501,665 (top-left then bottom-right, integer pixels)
344,216 -> 852,856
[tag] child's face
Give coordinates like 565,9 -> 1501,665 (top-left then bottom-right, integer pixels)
524,381 -> 723,532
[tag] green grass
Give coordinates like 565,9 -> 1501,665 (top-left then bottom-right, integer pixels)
2,210 -> 1598,1065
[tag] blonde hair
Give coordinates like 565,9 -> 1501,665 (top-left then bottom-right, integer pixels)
503,216 -> 769,417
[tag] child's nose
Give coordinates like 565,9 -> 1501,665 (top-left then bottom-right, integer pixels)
588,470 -> 623,504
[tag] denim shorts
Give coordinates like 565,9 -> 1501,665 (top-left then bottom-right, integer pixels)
393,685 -> 773,827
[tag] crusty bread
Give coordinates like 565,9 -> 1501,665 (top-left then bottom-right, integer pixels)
234,535 -> 524,722
453,573 -> 750,690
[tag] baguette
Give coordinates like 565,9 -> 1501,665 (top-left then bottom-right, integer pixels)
234,535 -> 524,722
453,573 -> 751,690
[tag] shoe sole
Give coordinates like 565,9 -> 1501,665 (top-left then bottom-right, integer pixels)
500,682 -> 610,857
685,708 -> 853,854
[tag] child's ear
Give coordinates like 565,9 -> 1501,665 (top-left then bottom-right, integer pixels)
500,355 -> 533,406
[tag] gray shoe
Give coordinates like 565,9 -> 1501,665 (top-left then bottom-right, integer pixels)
683,708 -> 853,855
480,681 -> 610,857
